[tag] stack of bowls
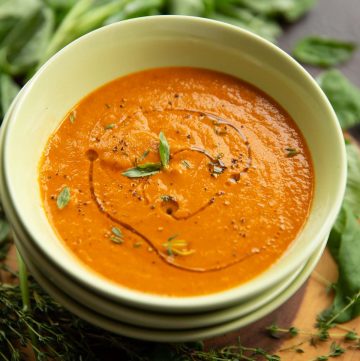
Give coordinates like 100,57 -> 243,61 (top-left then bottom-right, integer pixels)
0,17 -> 346,342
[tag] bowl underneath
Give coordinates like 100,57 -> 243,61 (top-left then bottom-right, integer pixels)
16,236 -> 327,342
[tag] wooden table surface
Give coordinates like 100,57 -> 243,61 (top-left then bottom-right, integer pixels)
2,0 -> 360,359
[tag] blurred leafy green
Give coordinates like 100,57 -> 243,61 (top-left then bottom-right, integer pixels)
317,70 -> 360,129
293,36 -> 357,67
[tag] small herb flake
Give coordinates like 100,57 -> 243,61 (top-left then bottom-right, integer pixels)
138,149 -> 150,162
105,123 -> 115,130
160,195 -> 174,202
213,165 -> 224,174
182,160 -> 191,169
167,234 -> 179,242
112,227 -> 123,238
56,187 -> 71,209
285,147 -> 299,157
162,235 -> 195,257
133,242 -> 142,248
111,236 -> 123,244
69,111 -> 76,124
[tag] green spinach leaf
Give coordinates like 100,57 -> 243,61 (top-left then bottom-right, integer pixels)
326,206 -> 360,322
210,11 -> 281,42
293,36 -> 356,67
0,6 -> 55,76
317,70 -> 360,129
325,142 -> 360,323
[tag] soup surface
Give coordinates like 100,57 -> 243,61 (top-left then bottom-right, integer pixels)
39,67 -> 314,296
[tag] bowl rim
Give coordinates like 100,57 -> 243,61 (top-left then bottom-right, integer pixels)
1,15 -> 347,312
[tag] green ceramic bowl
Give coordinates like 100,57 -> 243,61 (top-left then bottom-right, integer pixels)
0,16 -> 346,313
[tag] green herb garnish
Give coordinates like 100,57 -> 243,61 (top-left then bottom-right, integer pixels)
69,111 -> 76,124
122,162 -> 162,178
162,234 -> 195,257
138,149 -> 150,162
181,160 -> 191,169
293,36 -> 356,67
112,227 -> 123,238
111,236 -> 123,244
317,70 -> 360,129
123,132 -> 171,178
160,195 -> 174,202
285,147 -> 299,157
110,227 -> 124,244
105,123 -> 115,129
213,165 -> 224,174
159,131 -> 170,168
56,186 -> 71,209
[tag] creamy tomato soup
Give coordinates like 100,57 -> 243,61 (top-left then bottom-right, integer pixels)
39,67 -> 314,296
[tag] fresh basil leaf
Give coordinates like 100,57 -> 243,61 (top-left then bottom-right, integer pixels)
57,186 -> 71,209
122,162 -> 162,178
0,6 -> 55,76
231,0 -> 316,22
159,131 -> 170,168
0,73 -> 20,118
317,70 -> 360,129
293,36 -> 357,67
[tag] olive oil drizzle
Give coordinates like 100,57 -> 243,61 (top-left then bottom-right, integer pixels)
86,106 -> 256,272
87,150 -> 259,273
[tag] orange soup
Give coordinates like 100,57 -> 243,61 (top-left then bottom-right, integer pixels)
39,67 -> 314,296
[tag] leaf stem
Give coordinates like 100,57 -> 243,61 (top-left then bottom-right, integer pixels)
326,290 -> 360,326
16,249 -> 40,360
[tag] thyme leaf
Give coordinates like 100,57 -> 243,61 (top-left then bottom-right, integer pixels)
138,149 -> 150,162
285,147 -> 299,157
56,186 -> 71,209
111,227 -> 124,244
112,227 -> 123,238
69,111 -> 76,124
182,160 -> 191,169
105,123 -> 115,129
